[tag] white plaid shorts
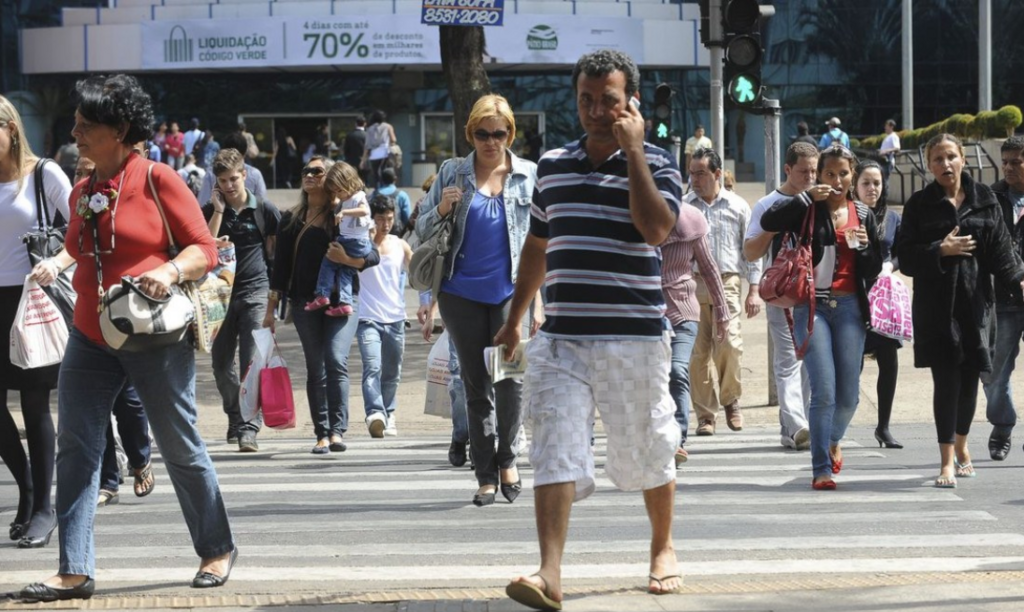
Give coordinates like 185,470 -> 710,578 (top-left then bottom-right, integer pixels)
524,334 -> 679,501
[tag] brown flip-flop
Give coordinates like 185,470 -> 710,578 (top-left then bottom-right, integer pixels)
506,574 -> 562,611
648,573 -> 683,595
133,463 -> 155,498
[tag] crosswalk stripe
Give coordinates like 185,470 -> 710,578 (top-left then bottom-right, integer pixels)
9,532 -> 1021,561
81,510 -> 996,536
6,556 -> 1024,584
82,490 -> 964,515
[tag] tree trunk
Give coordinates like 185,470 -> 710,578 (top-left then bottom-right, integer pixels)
439,26 -> 492,157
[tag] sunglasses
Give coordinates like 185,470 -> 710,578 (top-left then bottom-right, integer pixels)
472,129 -> 509,142
302,166 -> 325,177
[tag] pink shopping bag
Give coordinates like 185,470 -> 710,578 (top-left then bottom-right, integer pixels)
259,339 -> 296,429
868,263 -> 913,342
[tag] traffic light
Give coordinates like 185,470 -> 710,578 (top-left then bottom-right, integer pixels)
722,0 -> 773,109
651,83 -> 673,148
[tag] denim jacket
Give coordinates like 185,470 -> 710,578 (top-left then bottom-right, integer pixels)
414,150 -> 537,284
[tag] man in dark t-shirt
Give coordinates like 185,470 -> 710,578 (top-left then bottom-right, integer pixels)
202,149 -> 281,452
344,116 -> 368,182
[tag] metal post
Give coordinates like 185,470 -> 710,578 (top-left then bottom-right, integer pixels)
709,0 -> 725,180
979,0 -> 992,111
763,98 -> 781,406
902,0 -> 913,129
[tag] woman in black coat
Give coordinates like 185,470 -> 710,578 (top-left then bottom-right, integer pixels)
895,133 -> 1024,488
761,145 -> 883,490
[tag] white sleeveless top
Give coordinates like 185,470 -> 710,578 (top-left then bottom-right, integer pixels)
358,235 -> 406,323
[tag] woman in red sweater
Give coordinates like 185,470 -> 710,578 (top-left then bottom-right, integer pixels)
19,75 -> 236,603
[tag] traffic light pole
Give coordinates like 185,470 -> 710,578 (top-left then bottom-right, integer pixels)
709,0 -> 725,182
762,97 -> 781,406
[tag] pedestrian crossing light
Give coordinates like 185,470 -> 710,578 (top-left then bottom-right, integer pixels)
652,83 -> 673,148
722,0 -> 773,109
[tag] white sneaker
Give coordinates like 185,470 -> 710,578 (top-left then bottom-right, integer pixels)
793,427 -> 811,451
366,413 -> 386,438
384,415 -> 398,437
782,426 -> 811,451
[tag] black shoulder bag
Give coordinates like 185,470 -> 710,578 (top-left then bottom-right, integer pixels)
22,158 -> 76,325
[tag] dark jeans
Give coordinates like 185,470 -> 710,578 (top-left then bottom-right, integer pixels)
438,292 -> 523,487
930,363 -> 980,444
99,384 -> 152,492
291,297 -> 360,440
57,329 -> 233,577
212,292 -> 266,435
981,307 -> 1024,437
669,320 -> 699,445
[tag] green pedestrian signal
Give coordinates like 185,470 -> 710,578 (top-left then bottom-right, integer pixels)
731,75 -> 758,104
656,123 -> 669,139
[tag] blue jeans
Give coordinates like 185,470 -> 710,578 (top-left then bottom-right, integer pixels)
792,295 -> 866,478
982,307 -> 1024,437
448,333 -> 469,444
357,320 -> 405,419
99,384 -> 151,492
57,329 -> 233,577
314,237 -> 372,305
669,320 -> 699,445
211,292 -> 266,434
291,298 -> 360,439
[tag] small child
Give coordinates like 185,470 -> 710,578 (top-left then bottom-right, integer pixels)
306,162 -> 373,317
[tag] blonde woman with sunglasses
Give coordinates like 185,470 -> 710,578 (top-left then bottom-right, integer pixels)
416,94 -> 541,507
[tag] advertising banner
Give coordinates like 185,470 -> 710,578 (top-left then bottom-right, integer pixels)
140,14 -> 642,70
142,19 -> 284,69
283,15 -> 440,66
421,0 -> 505,27
487,15 -> 643,65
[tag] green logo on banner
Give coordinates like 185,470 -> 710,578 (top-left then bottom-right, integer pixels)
526,25 -> 557,51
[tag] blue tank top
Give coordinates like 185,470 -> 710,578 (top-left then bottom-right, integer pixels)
441,191 -> 513,305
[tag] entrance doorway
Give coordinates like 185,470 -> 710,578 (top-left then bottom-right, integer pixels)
240,114 -> 363,188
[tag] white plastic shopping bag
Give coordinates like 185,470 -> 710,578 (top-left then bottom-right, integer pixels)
424,330 -> 452,418
9,275 -> 69,369
239,327 -> 275,423
868,262 -> 914,342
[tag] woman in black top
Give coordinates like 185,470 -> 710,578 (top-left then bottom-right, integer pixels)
895,133 -> 1024,488
263,155 -> 379,454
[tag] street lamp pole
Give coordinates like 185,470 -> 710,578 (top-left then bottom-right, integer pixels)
902,0 -> 913,129
979,0 -> 992,112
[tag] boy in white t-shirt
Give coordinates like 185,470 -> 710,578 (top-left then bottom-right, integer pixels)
306,162 -> 372,317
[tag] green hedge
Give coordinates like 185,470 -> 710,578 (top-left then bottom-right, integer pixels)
859,105 -> 1023,150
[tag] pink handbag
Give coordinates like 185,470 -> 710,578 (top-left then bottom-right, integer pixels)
259,340 -> 296,429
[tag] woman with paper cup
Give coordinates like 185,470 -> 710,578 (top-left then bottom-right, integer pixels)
415,94 -> 540,507
761,145 -> 883,491
0,94 -> 72,549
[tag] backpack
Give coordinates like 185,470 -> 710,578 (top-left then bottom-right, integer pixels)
186,170 -> 203,197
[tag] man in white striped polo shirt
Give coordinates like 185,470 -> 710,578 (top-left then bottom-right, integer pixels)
495,50 -> 684,609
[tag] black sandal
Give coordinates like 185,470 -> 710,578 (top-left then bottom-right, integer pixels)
133,464 -> 155,498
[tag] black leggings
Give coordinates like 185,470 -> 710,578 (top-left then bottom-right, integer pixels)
0,388 -> 55,523
863,334 -> 899,430
929,364 -> 980,444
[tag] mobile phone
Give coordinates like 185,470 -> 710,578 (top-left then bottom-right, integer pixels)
629,97 -> 640,110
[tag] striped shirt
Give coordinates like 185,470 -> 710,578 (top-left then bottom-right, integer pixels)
530,137 -> 682,339
661,205 -> 729,326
